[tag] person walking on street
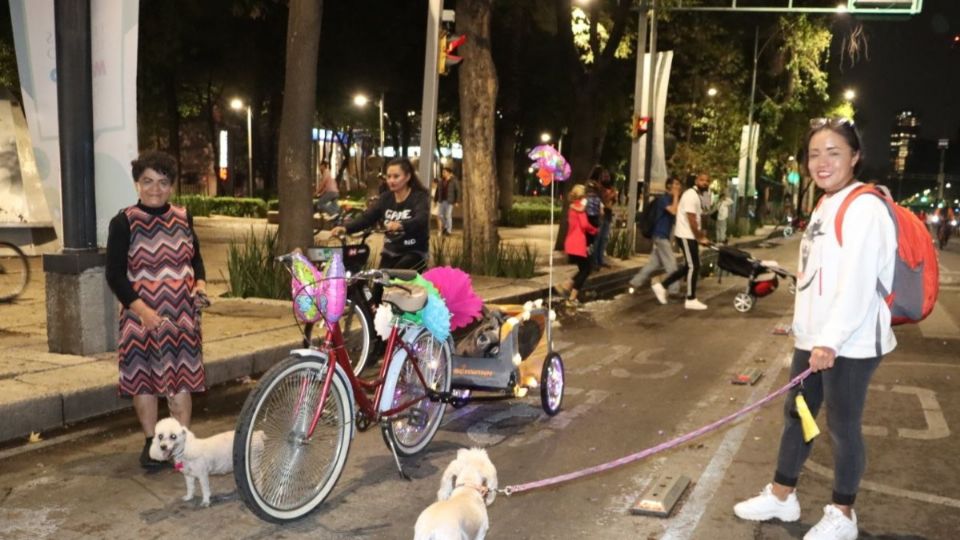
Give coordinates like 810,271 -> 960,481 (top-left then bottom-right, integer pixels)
106,151 -> 208,471
629,177 -> 682,296
652,173 -> 711,310
435,166 -> 461,235
557,184 -> 598,304
716,190 -> 734,244
733,118 -> 896,540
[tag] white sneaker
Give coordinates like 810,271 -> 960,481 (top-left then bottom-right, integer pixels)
651,282 -> 668,304
685,298 -> 708,310
804,505 -> 858,540
733,484 -> 801,522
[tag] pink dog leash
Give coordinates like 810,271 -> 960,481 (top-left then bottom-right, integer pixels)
500,367 -> 813,496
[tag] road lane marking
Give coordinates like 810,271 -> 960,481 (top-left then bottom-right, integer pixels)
568,345 -> 631,374
657,332 -> 794,540
805,459 -> 960,509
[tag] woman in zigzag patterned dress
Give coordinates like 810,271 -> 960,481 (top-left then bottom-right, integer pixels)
106,151 -> 207,471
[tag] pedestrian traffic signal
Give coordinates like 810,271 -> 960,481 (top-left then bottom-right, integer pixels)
632,115 -> 650,139
439,31 -> 466,75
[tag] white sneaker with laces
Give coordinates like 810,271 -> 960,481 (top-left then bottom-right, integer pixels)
733,484 -> 801,522
804,505 -> 858,540
685,298 -> 708,310
651,282 -> 668,304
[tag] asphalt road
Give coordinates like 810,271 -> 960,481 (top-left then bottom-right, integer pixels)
1,236 -> 958,539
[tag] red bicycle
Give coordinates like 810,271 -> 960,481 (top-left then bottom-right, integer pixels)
233,255 -> 452,523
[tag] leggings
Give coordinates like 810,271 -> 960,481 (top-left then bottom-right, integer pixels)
567,254 -> 592,291
661,238 -> 700,299
774,348 -> 882,506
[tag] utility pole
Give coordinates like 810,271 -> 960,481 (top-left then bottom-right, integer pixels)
626,0 -> 649,253
43,0 -> 116,355
417,0 -> 444,190
641,0 -> 658,206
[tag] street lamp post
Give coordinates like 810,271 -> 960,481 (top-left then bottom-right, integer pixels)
938,138 -> 949,204
230,98 -> 253,197
354,92 -> 385,157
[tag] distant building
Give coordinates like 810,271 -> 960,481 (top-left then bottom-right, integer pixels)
889,110 -> 920,175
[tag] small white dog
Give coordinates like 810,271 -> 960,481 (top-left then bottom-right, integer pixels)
414,448 -> 498,540
149,417 -> 260,507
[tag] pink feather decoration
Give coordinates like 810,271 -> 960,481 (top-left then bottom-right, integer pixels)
423,266 -> 483,330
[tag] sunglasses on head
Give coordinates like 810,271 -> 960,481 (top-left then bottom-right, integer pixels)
809,117 -> 855,129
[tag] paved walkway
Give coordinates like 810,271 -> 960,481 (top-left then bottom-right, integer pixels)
0,218 -> 775,445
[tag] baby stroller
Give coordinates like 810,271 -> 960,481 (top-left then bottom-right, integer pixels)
715,246 -> 796,313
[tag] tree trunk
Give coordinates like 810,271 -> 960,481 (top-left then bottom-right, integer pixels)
493,0 -> 525,217
457,0 -> 499,269
495,120 -> 516,217
276,0 -> 323,253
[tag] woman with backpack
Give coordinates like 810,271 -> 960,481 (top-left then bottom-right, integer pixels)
734,118 -> 897,540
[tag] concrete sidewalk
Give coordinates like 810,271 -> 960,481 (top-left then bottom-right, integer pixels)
0,219 -> 776,446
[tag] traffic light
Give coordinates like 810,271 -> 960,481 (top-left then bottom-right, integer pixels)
631,115 -> 650,139
439,30 -> 466,75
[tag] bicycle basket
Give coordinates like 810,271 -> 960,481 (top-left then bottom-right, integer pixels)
717,246 -> 757,278
290,251 -> 346,324
308,243 -> 370,274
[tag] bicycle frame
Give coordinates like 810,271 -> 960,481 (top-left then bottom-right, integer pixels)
299,313 -> 435,439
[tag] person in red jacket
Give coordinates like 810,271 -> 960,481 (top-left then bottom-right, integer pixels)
557,184 -> 599,303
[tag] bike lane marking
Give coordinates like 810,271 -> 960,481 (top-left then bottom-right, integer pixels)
862,384 -> 950,440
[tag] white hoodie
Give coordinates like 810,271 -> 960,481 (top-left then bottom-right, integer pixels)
792,182 -> 897,358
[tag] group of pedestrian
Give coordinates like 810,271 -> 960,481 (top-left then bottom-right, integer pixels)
629,172 -> 712,310
109,116 -> 892,540
557,165 -> 618,304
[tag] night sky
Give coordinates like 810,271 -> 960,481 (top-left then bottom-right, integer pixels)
837,0 -> 960,178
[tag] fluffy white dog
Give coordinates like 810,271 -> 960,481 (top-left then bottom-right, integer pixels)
414,448 -> 498,540
149,417 -> 260,507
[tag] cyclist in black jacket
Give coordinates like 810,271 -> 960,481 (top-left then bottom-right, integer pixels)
331,158 -> 430,271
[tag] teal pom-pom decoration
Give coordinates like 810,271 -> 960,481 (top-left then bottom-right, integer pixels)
420,294 -> 451,341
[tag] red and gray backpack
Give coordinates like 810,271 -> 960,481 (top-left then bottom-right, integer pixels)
829,184 -> 939,325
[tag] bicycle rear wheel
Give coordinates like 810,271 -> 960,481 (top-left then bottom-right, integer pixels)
0,242 -> 29,303
234,354 -> 352,523
382,328 -> 451,457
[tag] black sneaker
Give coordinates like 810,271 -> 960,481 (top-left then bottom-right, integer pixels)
140,437 -> 167,471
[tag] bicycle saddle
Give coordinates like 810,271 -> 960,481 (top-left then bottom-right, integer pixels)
384,285 -> 428,313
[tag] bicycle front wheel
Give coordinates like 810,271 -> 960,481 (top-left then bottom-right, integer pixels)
0,242 -> 29,303
313,297 -> 372,375
382,329 -> 451,457
234,355 -> 352,523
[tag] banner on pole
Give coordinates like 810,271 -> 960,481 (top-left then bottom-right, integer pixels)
636,51 -> 673,194
738,123 -> 759,198
9,0 -> 139,246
